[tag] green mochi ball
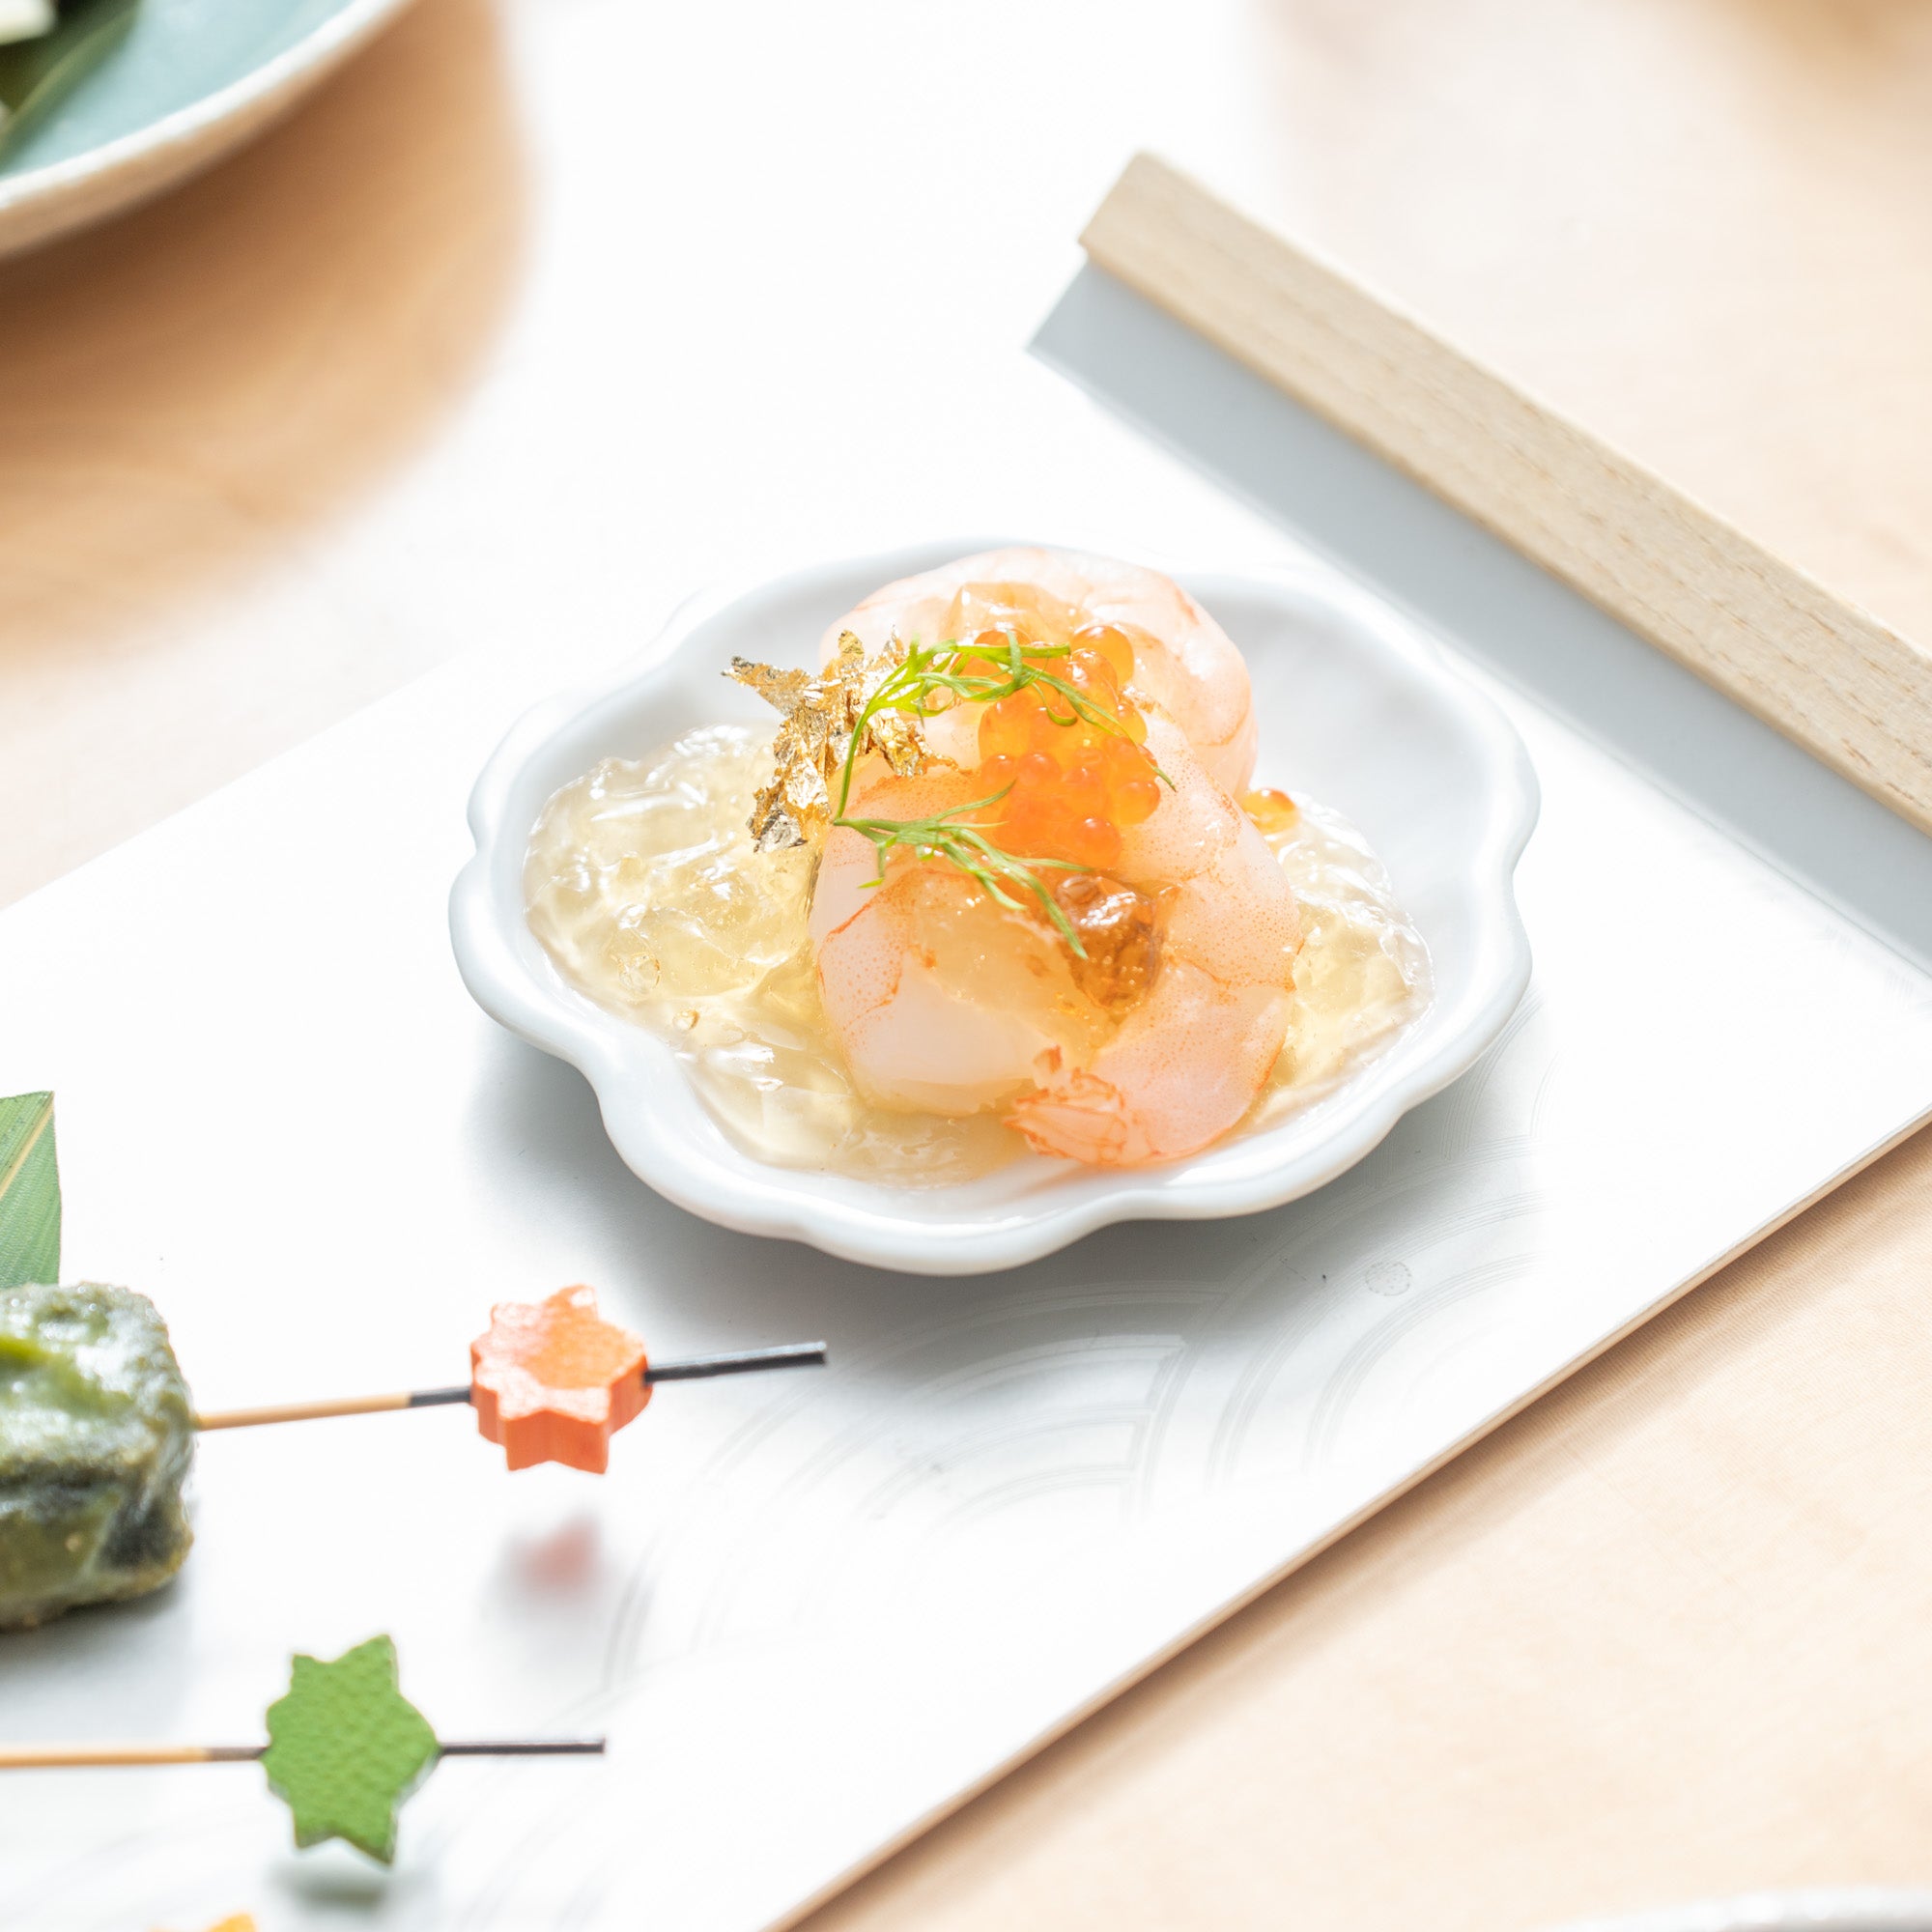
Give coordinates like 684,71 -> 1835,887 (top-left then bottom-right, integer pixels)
0,1281 -> 194,1630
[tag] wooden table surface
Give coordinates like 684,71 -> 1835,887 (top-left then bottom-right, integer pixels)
6,4 -> 1932,1927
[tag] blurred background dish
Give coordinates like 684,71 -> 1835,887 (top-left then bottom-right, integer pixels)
0,0 -> 413,259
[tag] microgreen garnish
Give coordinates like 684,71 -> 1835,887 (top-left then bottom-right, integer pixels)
823,629 -> 1177,952
838,787 -> 1092,956
735,626 -> 1165,951
832,630 -> 1165,817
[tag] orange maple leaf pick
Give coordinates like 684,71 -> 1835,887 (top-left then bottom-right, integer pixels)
469,1286 -> 650,1472
188,1293 -> 824,1463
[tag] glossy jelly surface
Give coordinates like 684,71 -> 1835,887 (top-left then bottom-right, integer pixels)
526,725 -> 1431,1180
526,727 -> 1023,1184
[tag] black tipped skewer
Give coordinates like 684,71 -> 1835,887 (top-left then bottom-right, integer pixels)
194,1342 -> 830,1433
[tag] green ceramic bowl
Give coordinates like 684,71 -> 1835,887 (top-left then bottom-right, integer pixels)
0,0 -> 413,258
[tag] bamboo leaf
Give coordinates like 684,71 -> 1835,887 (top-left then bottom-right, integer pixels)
0,0 -> 138,140
0,1092 -> 60,1290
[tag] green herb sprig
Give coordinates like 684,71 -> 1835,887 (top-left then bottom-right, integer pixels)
838,786 -> 1092,955
830,629 -> 1175,952
833,630 -> 1160,817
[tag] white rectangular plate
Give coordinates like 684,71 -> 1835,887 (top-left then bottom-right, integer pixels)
3,616 -> 1930,1931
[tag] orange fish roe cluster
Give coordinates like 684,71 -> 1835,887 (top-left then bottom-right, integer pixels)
968,623 -> 1164,871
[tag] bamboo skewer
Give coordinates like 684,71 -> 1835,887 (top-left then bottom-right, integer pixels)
0,1744 -> 263,1767
0,1739 -> 606,1769
193,1341 -> 829,1432
0,1634 -> 605,1863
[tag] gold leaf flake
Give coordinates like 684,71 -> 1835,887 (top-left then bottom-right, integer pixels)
726,631 -> 947,849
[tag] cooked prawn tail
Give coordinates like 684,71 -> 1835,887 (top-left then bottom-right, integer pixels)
1006,1058 -> 1159,1166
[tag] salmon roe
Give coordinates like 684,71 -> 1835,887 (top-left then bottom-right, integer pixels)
1240,786 -> 1298,834
966,623 -> 1163,872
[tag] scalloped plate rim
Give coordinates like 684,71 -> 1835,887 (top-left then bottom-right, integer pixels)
449,539 -> 1540,1276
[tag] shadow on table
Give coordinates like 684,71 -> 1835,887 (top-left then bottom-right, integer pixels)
1031,263 -> 1932,978
465,1024 -> 1523,1401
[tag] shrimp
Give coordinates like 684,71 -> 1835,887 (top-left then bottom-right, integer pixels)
819,546 -> 1259,794
1005,711 -> 1300,1164
810,698 -> 1301,1166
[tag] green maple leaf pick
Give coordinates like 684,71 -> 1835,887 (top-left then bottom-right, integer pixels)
262,1635 -> 440,1863
0,1092 -> 60,1291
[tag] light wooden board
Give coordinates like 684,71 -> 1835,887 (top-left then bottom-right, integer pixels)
1082,152 -> 1932,837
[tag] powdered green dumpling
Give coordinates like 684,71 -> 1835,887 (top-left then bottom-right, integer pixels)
0,1281 -> 193,1629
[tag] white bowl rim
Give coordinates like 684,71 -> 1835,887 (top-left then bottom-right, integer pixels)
449,537 -> 1540,1276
